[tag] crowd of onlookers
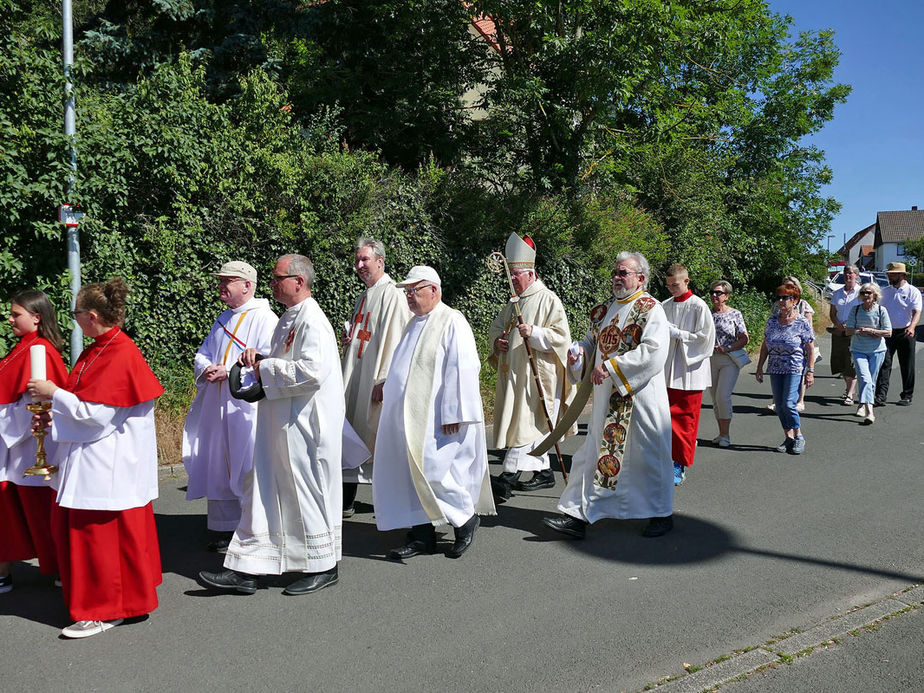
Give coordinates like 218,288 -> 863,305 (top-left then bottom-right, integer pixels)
707,262 -> 921,455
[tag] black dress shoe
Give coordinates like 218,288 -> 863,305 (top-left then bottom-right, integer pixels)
445,515 -> 480,559
198,569 -> 258,594
343,482 -> 358,517
873,400 -> 885,408
388,524 -> 436,560
491,471 -> 521,501
516,470 -> 556,492
542,514 -> 587,539
283,567 -> 339,595
642,515 -> 674,538
897,397 -> 912,406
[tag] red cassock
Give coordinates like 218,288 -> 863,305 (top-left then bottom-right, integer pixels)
0,332 -> 69,574
667,388 -> 703,468
52,327 -> 164,622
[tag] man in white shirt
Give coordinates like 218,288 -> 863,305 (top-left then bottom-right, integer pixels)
875,262 -> 922,407
828,265 -> 860,405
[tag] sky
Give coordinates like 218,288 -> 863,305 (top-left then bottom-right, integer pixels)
767,0 -> 923,252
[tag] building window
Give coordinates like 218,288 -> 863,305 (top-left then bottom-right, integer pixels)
897,244 -> 906,257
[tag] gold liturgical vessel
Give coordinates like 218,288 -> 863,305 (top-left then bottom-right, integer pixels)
24,400 -> 57,481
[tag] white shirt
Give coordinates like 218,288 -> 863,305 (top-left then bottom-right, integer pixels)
880,282 -> 923,329
832,286 -> 861,323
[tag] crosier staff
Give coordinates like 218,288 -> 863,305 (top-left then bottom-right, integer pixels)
488,251 -> 568,484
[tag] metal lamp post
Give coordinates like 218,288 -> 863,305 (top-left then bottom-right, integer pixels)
62,0 -> 83,364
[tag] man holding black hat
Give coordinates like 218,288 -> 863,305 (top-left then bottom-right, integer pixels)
182,261 -> 277,552
875,261 -> 922,406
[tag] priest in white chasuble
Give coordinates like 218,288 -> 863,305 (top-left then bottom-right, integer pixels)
373,266 -> 495,561
199,254 -> 344,597
661,263 -> 714,486
542,252 -> 675,540
340,237 -> 411,516
182,261 -> 277,552
489,232 -> 573,497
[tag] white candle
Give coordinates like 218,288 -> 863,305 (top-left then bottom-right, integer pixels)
30,344 -> 47,381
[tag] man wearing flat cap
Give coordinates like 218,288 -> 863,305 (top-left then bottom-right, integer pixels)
875,261 -> 922,407
183,261 -> 277,552
372,266 -> 496,560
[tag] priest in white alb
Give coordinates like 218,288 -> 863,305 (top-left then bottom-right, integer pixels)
661,263 -> 715,486
199,254 -> 344,596
373,266 -> 495,560
489,232 -> 573,496
341,237 -> 411,516
541,252 -> 674,539
182,261 -> 277,551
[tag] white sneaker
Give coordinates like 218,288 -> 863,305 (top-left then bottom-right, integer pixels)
711,435 -> 722,444
61,619 -> 123,639
855,405 -> 865,417
766,402 -> 776,412
718,436 -> 731,448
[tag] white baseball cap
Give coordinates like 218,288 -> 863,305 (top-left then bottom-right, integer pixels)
396,265 -> 441,287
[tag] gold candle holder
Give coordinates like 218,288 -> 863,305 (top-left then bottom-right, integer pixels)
24,400 -> 56,481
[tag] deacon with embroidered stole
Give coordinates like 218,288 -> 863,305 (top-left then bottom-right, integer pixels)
542,252 -> 674,539
340,237 -> 411,516
199,254 -> 344,596
373,266 -> 496,560
489,233 -> 573,495
182,261 -> 277,551
661,263 -> 714,486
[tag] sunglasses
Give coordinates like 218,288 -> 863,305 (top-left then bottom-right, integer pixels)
860,291 -> 874,295
709,290 -> 727,296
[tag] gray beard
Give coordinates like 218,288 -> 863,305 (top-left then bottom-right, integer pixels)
613,286 -> 636,299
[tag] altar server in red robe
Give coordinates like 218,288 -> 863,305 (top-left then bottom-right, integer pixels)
0,290 -> 69,592
30,278 -> 164,639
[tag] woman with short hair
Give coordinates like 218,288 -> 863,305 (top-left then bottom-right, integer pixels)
754,283 -> 815,454
846,282 -> 891,424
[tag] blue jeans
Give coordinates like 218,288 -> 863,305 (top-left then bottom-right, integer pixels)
770,373 -> 801,431
852,350 -> 886,404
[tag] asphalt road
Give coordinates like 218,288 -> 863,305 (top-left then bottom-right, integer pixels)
2,331 -> 922,692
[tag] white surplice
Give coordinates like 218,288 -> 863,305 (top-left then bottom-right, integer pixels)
182,297 -> 277,527
0,397 -> 59,487
373,303 -> 495,530
661,293 -> 715,391
50,392 -> 159,511
558,292 -> 673,522
224,297 -> 344,575
341,273 -> 411,481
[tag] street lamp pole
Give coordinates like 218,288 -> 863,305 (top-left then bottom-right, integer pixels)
62,0 -> 83,364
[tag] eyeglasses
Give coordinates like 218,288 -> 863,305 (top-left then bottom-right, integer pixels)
613,269 -> 639,278
776,295 -> 794,301
217,277 -> 244,286
269,274 -> 298,284
859,291 -> 874,295
709,290 -> 727,296
403,284 -> 434,295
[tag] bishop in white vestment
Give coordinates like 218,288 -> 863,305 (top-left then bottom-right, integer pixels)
543,253 -> 674,539
341,238 -> 411,513
182,261 -> 277,543
373,266 -> 495,560
662,264 -> 715,485
200,255 -> 344,596
489,233 -> 573,495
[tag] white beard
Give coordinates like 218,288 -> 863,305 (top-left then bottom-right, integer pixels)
613,285 -> 636,299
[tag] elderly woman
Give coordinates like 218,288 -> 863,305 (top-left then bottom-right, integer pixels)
29,278 -> 164,639
708,280 -> 749,447
846,282 -> 892,424
755,283 -> 815,454
768,276 -> 815,412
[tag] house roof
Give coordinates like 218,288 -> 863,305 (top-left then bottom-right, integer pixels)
877,209 -> 924,243
837,222 -> 875,255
